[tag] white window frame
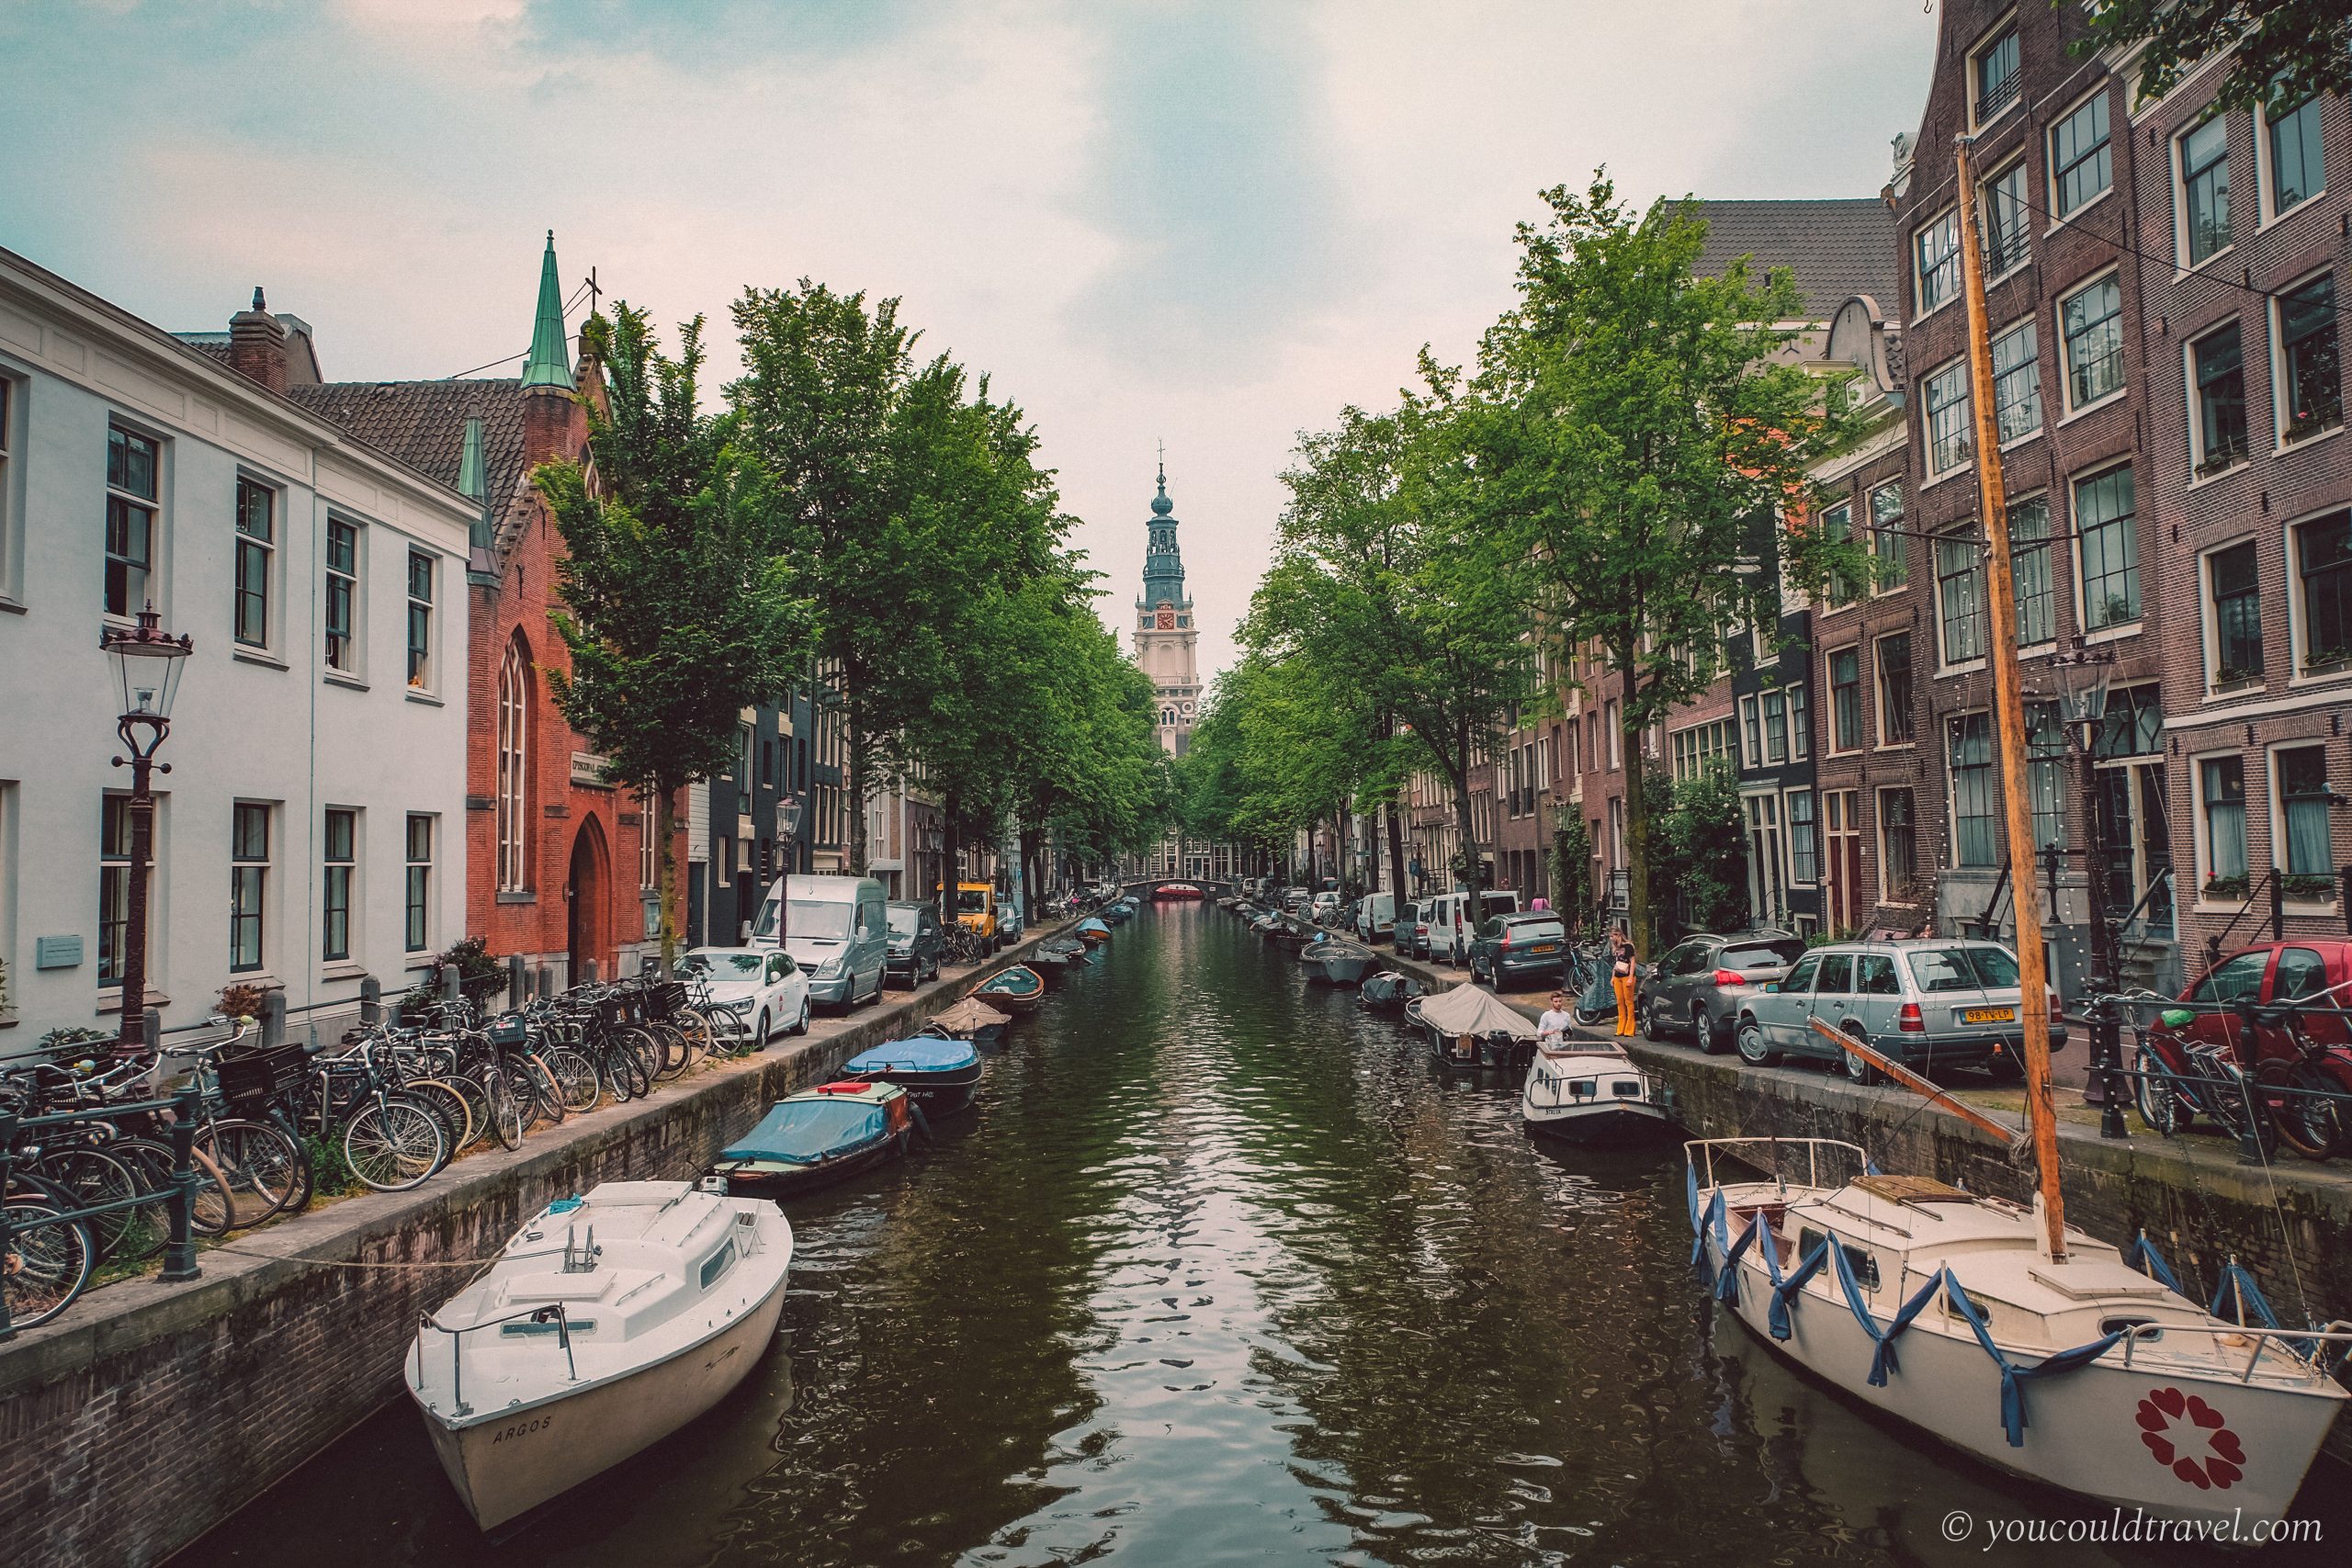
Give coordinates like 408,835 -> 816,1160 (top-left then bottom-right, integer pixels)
2284,502 -> 2352,685
2198,534 -> 2266,696
2190,750 -> 2250,903
2059,267 -> 2127,417
2268,741 -> 2338,906
229,799 -> 274,977
496,639 -> 531,892
2185,317 -> 2252,480
1820,500 -> 1857,613
323,514 -> 364,680
1876,784 -> 1920,901
1738,694 -> 1762,769
404,548 -> 436,694
322,806 -> 359,965
1990,317 -> 2041,447
1913,208 -> 1961,320
1967,12 -> 2022,131
232,473 -> 281,658
2072,461 -> 2143,642
1934,528 -> 1987,672
2269,268 -> 2342,450
1868,481 -> 1908,593
2255,87 -> 2326,227
2047,85 -> 2114,225
0,370 -> 20,607
104,420 -> 165,624
1874,630 -> 1917,749
1922,356 -> 1973,479
2174,112 -> 2234,273
1785,785 -> 1819,886
1980,156 -> 2032,281
2008,491 -> 2056,649
1946,710 -> 2000,870
405,813 -> 436,956
1826,644 -> 1865,755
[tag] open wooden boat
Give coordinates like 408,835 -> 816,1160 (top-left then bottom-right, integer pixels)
922,996 -> 1012,1046
844,1036 -> 982,1117
405,1181 -> 792,1531
711,1081 -> 911,1198
1299,935 -> 1378,985
975,965 -> 1045,1014
1521,1041 -> 1675,1145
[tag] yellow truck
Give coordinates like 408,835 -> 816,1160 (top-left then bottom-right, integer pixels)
940,881 -> 1000,947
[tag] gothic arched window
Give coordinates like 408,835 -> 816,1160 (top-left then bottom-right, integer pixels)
496,637 -> 532,891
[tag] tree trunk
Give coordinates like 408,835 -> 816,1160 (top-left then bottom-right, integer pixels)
1618,653 -> 1652,961
844,680 -> 870,876
655,782 -> 680,977
1385,800 -> 1408,918
939,792 -> 961,925
1452,718 -> 1480,896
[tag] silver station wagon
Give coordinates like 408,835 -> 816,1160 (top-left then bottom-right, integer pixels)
1731,939 -> 2066,1083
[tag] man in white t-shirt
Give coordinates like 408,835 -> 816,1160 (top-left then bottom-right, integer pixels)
1536,989 -> 1575,1048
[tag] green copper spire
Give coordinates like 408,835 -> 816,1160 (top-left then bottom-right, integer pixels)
519,231 -> 574,391
456,414 -> 486,500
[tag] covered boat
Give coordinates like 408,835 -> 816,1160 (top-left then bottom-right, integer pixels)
1521,1042 -> 1675,1145
1408,984 -> 1539,1073
975,964 -> 1045,1014
712,1081 -> 911,1197
844,1036 -> 982,1117
1154,883 -> 1204,900
1359,971 -> 1426,1012
405,1181 -> 792,1531
922,996 -> 1012,1046
1074,916 -> 1113,945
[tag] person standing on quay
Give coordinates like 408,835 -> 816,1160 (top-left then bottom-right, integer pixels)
1610,929 -> 1636,1038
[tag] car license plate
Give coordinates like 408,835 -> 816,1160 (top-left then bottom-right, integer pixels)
1962,1007 -> 2015,1024
1529,943 -> 1559,953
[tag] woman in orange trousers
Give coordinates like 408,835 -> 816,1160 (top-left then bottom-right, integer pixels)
1610,929 -> 1637,1037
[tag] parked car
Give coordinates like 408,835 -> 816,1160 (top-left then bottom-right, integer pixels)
1427,889 -> 1523,964
1311,891 -> 1343,926
1402,899 -> 1433,959
1282,886 -> 1312,914
752,874 -> 889,1010
1354,891 -> 1396,944
1731,939 -> 2064,1083
1638,929 -> 1806,1053
1467,912 -> 1569,990
2140,941 -> 2352,1155
885,901 -> 948,987
678,946 -> 811,1044
942,881 -> 999,947
994,899 -> 1025,945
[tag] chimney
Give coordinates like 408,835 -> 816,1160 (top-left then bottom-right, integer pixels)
227,288 -> 288,394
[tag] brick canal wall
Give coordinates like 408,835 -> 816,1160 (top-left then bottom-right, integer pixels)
0,933 -> 1062,1568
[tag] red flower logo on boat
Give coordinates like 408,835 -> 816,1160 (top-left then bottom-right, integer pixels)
2135,1387 -> 2245,1490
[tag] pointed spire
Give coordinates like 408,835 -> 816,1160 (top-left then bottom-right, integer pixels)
520,231 -> 574,392
456,414 -> 486,501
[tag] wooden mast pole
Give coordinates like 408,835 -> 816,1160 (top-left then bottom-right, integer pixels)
1954,134 -> 2068,1262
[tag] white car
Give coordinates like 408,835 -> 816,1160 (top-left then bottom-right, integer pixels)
679,946 -> 811,1045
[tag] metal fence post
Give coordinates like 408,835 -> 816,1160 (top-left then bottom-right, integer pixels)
141,1010 -> 161,1052
582,959 -> 598,985
508,954 -> 527,1010
360,975 -> 382,1027
442,964 -> 462,1003
160,1084 -> 201,1282
260,990 -> 287,1050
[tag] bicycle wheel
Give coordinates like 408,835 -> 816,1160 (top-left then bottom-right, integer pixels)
34,1146 -> 156,1264
444,1072 -> 494,1153
481,1066 -> 528,1151
112,1139 -> 240,1236
2256,1061 -> 2341,1162
616,1040 -> 652,1100
651,1022 -> 692,1079
404,1078 -> 477,1155
523,1056 -> 569,1125
622,1027 -> 663,1087
191,1118 -> 308,1228
674,1006 -> 719,1064
2,1190 -> 96,1331
544,1047 -> 604,1114
341,1099 -> 448,1192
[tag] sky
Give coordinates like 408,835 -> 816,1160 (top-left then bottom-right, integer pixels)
0,0 -> 1938,682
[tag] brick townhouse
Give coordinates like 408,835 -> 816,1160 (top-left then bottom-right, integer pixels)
1895,0 -> 2173,994
2127,48 -> 2350,976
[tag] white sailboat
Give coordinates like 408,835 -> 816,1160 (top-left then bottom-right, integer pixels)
405,1180 -> 793,1530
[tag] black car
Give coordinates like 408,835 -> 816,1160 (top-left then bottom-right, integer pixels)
885,901 -> 947,987
1466,912 -> 1569,990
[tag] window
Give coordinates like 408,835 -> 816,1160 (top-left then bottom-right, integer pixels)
1949,713 -> 1998,867
1787,789 -> 1818,884
1982,160 -> 2030,276
1789,683 -> 1809,761
2051,89 -> 2112,219
1915,209 -> 1960,315
2075,466 -> 2140,633
1739,694 -> 1762,768
2293,509 -> 2352,672
1669,719 -> 1734,783
1937,531 -> 1984,665
2027,703 -> 2067,852
231,802 -> 269,974
496,639 -> 530,892
1877,632 -> 1915,743
2191,322 -> 2249,473
2192,948 -> 2267,1004
405,815 -> 434,953
2007,496 -> 2054,648
1822,502 -> 1856,607
1829,649 -> 1862,751
1762,689 -> 1788,764
1605,700 -> 1621,769
2095,683 -> 2164,760
0,379 -> 11,594
105,425 -> 158,617
324,518 -> 359,673
2277,747 -> 2333,884
2062,273 -> 2125,410
1991,320 -> 2041,444
2178,116 -> 2233,266
1869,482 -> 1908,589
404,551 -> 434,688
1924,358 -> 1973,476
228,477 -> 275,650
2209,541 -> 2263,686
322,807 -> 356,962
2265,88 -> 2324,216
2200,756 -> 2248,889
1973,20 -> 2019,125
98,795 -> 134,987
1879,788 -> 1918,898
738,723 -> 755,811
2277,275 -> 2341,442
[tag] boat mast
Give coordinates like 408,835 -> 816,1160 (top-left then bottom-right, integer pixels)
1953,133 -> 2068,1263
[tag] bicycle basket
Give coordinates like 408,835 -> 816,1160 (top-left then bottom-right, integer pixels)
646,982 -> 685,1021
216,1043 -> 307,1111
486,1016 -> 531,1047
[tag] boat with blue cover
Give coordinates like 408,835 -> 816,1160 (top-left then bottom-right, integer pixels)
976,964 -> 1045,1014
711,1081 -> 911,1198
1074,916 -> 1113,946
843,1036 -> 983,1116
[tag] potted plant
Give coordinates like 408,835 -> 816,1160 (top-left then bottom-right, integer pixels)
217,981 -> 271,1025
2202,874 -> 2250,901
2282,873 -> 2338,902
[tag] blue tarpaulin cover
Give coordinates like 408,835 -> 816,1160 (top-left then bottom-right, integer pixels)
1077,918 -> 1111,935
847,1037 -> 980,1074
723,1099 -> 888,1164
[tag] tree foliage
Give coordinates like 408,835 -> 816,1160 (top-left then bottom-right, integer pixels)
1646,764 -> 1749,940
2075,0 -> 2350,115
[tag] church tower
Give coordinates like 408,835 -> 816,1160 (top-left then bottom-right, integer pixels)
1132,458 -> 1201,756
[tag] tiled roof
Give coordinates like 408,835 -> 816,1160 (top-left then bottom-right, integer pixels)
1690,199 -> 1899,321
285,378 -> 533,510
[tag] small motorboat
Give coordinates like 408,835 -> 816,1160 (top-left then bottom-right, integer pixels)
1408,984 -> 1539,1073
975,965 -> 1045,1015
1038,937 -> 1091,965
1359,971 -> 1426,1012
844,1036 -> 983,1117
1299,934 -> 1378,985
405,1181 -> 792,1531
1101,899 -> 1136,925
1154,883 -> 1204,900
1520,1042 -> 1676,1145
1075,916 -> 1114,946
711,1081 -> 912,1198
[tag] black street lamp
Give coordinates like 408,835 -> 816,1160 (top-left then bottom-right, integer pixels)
101,604 -> 193,1057
775,792 -> 805,946
2050,637 -> 2127,1138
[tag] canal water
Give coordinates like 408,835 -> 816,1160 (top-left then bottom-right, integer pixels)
184,904 -> 2343,1567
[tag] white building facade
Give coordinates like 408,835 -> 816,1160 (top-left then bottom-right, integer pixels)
0,248 -> 475,1052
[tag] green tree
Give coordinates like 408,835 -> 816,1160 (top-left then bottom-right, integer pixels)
1647,763 -> 1748,940
535,304 -> 809,971
1456,175 -> 1861,955
2075,1 -> 2349,115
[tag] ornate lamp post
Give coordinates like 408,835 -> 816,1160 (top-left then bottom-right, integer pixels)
2051,637 -> 2126,1136
775,792 -> 805,947
101,605 -> 193,1056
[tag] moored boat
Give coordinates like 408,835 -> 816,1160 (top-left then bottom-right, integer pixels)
1521,1042 -> 1675,1145
1075,916 -> 1113,946
844,1036 -> 983,1117
1300,935 -> 1378,985
1359,971 -> 1426,1012
405,1181 -> 792,1531
1153,883 -> 1204,900
974,964 -> 1045,1015
711,1081 -> 912,1198
1408,984 -> 1539,1073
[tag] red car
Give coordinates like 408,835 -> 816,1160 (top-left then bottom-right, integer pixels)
2141,941 -> 2352,1159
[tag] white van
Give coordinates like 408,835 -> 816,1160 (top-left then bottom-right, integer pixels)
751,874 -> 888,1010
1428,889 -> 1523,963
1355,891 -> 1396,943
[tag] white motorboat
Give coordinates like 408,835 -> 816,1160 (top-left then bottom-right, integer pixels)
405,1180 -> 794,1531
1690,1138 -> 2348,1526
1520,1041 -> 1675,1145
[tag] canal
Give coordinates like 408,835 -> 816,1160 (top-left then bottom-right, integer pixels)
182,904 -> 2342,1567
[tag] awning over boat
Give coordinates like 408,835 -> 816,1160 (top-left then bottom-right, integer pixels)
1415,984 -> 1539,1038
846,1037 -> 980,1075
723,1099 -> 888,1165
931,997 -> 1011,1031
